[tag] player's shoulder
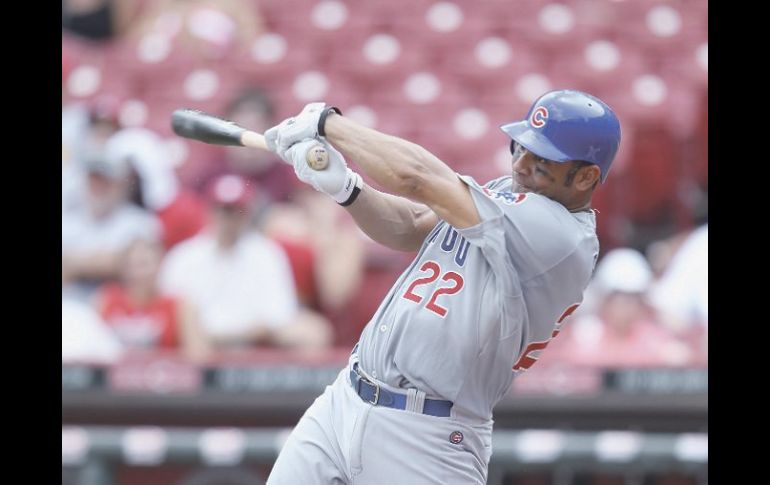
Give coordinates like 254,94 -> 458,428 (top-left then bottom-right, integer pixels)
482,175 -> 513,191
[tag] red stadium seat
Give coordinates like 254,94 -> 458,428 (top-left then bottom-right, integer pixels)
349,0 -> 434,31
547,39 -> 653,94
63,36 -> 120,102
658,40 -> 708,91
396,1 -> 492,52
606,0 -> 707,57
438,34 -> 546,93
514,2 -> 599,60
474,0 -> 551,34
328,31 -> 429,86
603,73 -> 701,141
272,70 -> 366,120
370,70 -> 471,117
228,31 -> 322,93
478,71 -> 556,112
264,0 -> 372,58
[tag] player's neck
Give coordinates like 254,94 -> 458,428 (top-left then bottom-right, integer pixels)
568,203 -> 592,213
565,197 -> 593,213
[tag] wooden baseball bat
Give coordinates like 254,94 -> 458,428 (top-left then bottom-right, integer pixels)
170,108 -> 328,169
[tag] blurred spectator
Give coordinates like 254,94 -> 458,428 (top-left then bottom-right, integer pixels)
96,238 -> 210,360
106,127 -> 207,249
262,191 -> 366,345
159,174 -> 332,351
192,88 -> 364,343
62,0 -> 143,41
545,249 -> 693,367
62,297 -> 124,363
62,94 -> 124,215
193,88 -> 300,206
648,224 -> 708,359
62,145 -> 162,302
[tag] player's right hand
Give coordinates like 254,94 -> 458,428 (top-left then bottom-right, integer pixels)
282,138 -> 362,204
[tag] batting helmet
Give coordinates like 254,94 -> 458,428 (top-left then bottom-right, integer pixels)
500,89 -> 621,183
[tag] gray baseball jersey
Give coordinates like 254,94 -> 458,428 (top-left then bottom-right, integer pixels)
356,174 -> 599,421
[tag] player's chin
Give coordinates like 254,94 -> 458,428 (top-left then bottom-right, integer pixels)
512,183 -> 532,194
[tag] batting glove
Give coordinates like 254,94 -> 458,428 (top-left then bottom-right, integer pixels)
282,138 -> 362,205
264,102 -> 342,154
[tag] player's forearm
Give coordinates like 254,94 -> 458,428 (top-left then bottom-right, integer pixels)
345,185 -> 435,252
324,114 -> 458,205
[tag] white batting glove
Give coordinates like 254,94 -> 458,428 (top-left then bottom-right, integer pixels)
263,103 -> 322,154
264,124 -> 280,153
267,102 -> 340,154
282,138 -> 362,205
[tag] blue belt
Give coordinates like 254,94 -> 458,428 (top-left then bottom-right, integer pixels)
349,363 -> 453,418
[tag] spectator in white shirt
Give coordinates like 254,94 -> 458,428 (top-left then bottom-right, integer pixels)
62,297 -> 123,363
62,144 -> 162,302
159,174 -> 332,352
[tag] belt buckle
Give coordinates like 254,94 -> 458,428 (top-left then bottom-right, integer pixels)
359,372 -> 380,405
368,382 -> 380,405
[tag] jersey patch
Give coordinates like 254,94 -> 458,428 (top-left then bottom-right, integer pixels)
482,187 -> 527,205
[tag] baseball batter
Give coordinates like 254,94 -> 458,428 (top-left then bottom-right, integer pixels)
263,90 -> 621,484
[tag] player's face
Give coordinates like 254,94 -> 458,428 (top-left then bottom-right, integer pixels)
509,141 -> 582,201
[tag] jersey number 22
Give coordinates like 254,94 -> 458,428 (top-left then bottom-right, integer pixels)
401,260 -> 464,317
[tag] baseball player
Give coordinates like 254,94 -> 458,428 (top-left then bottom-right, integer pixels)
263,89 -> 621,484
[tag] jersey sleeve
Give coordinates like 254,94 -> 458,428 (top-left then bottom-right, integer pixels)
454,174 -> 573,296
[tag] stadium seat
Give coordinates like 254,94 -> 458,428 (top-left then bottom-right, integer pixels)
438,34 -> 545,93
607,0 -> 707,57
514,2 -> 599,59
328,31 -> 429,86
547,39 -> 653,94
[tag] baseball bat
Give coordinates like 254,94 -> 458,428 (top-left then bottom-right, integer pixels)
170,108 -> 328,170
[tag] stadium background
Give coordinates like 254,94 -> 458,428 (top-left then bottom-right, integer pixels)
61,0 -> 708,484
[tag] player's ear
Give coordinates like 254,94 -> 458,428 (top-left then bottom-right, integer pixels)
573,164 -> 601,191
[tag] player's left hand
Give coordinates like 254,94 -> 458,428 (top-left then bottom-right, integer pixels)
281,138 -> 362,204
264,102 -> 326,154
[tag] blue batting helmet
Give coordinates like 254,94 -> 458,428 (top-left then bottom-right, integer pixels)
500,89 -> 621,183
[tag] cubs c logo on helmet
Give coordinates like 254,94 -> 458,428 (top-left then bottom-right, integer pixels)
530,106 -> 548,128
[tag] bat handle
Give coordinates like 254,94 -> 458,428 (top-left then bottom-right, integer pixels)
241,131 -> 269,151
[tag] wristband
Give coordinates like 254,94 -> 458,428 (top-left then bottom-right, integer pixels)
318,106 -> 342,137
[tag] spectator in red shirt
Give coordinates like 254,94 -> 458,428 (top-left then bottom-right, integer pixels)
96,237 -> 210,360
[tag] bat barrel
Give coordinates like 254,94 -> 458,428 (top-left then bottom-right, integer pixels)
171,109 -> 247,147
